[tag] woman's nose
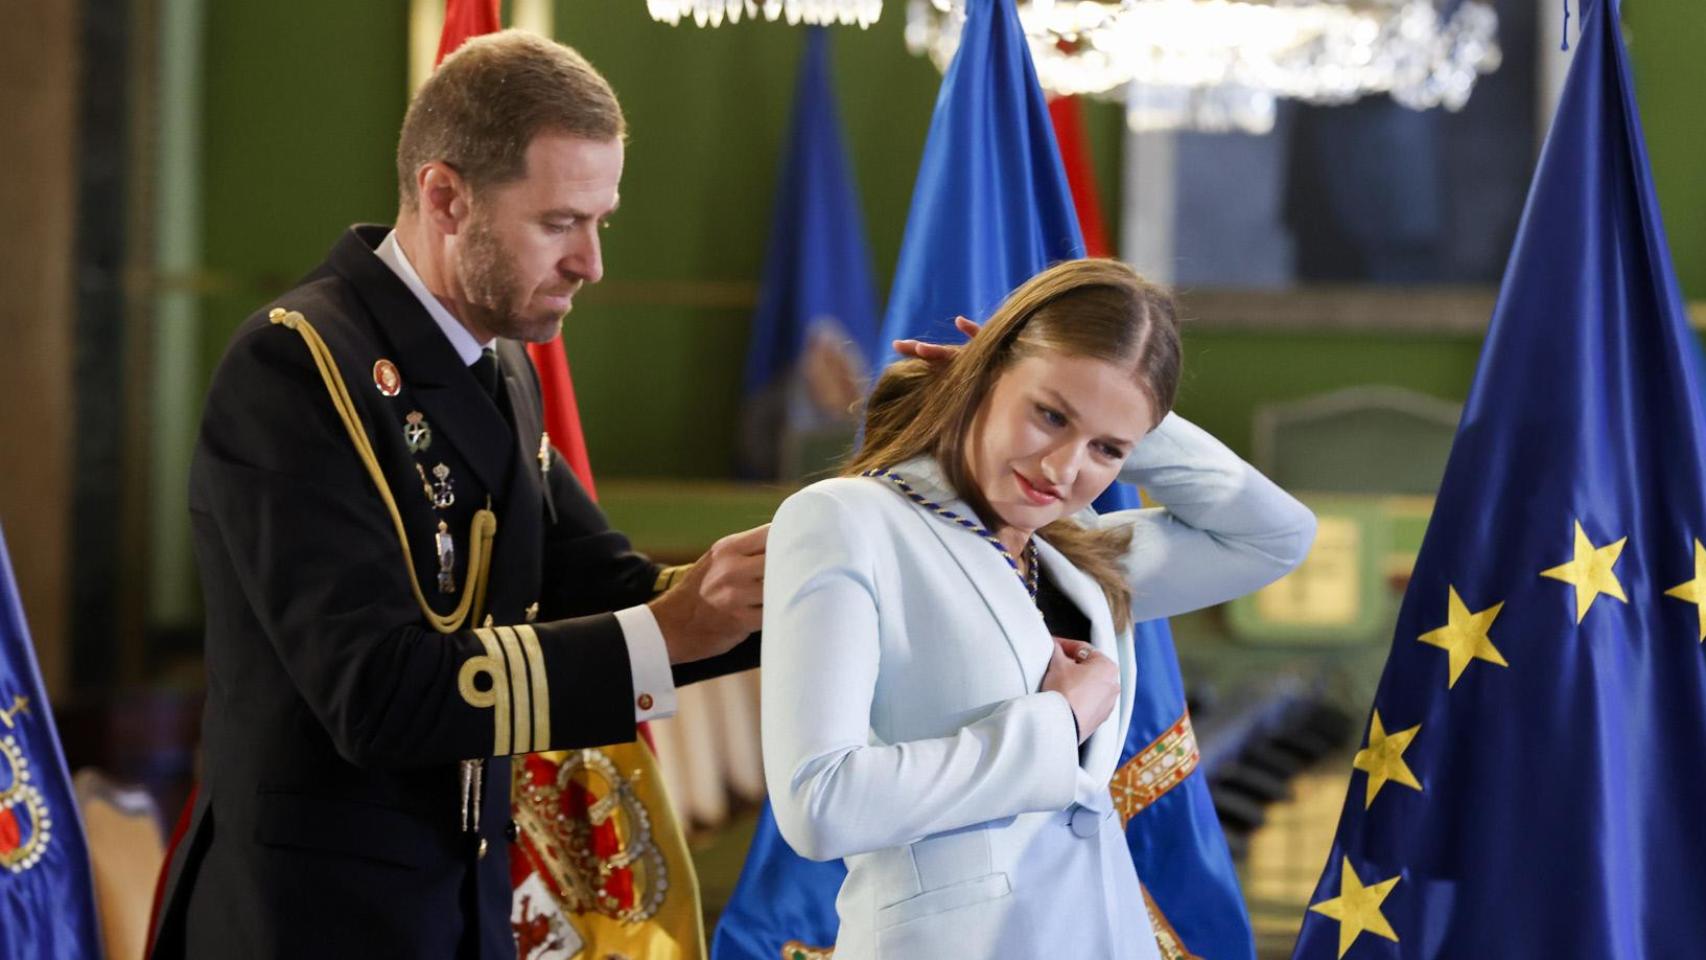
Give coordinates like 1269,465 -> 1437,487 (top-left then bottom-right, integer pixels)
1039,444 -> 1081,489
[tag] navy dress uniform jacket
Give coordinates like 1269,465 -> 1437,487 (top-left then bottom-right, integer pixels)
150,226 -> 759,959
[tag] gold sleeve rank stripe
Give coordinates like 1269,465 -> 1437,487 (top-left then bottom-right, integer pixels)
461,626 -> 552,755
515,625 -> 551,750
653,564 -> 692,595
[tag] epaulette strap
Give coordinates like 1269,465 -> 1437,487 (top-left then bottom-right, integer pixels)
268,308 -> 496,634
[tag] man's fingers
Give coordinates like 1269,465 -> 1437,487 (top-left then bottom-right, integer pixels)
953,315 -> 982,337
717,523 -> 770,556
703,552 -> 764,605
721,551 -> 765,586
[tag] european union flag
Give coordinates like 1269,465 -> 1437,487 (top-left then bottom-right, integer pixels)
0,525 -> 103,958
737,26 -> 882,481
1291,2 -> 1706,956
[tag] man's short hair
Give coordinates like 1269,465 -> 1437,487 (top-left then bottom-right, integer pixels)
396,30 -> 625,204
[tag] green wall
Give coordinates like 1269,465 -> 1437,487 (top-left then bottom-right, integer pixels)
551,8 -> 936,478
190,1 -> 1124,477
1629,0 -> 1706,301
1176,331 -> 1485,457
197,3 -> 407,378
188,0 -> 1704,479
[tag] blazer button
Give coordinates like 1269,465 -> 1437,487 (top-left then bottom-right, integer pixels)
636,692 -> 654,711
505,819 -> 520,843
1068,806 -> 1100,839
477,837 -> 490,859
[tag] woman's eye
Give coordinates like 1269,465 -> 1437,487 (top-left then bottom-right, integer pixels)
1095,443 -> 1124,460
1036,405 -> 1066,427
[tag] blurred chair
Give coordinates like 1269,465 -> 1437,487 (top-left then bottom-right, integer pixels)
74,768 -> 165,960
1227,385 -> 1461,647
1251,384 -> 1460,496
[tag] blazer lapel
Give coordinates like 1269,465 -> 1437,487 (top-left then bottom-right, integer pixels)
1034,536 -> 1133,790
329,225 -> 516,498
885,457 -> 1052,692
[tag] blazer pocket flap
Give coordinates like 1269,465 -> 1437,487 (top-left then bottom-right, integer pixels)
876,872 -> 1011,930
254,790 -> 438,869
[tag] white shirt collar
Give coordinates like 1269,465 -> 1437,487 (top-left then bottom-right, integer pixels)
373,229 -> 493,367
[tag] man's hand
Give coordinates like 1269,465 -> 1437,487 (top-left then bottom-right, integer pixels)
891,315 -> 980,366
648,524 -> 768,664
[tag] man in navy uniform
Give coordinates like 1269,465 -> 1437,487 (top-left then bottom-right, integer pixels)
152,31 -> 765,959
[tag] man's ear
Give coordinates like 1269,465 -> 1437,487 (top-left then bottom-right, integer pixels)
417,162 -> 470,236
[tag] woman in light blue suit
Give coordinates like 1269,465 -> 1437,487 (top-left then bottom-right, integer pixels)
761,259 -> 1315,959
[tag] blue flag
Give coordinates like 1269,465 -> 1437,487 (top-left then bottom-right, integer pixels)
713,27 -> 880,960
716,2 -> 1255,957
880,1 -> 1251,956
736,26 -> 881,481
1291,2 -> 1706,957
712,800 -> 845,960
0,525 -> 103,958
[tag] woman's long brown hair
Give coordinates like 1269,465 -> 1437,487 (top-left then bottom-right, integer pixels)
846,258 -> 1182,633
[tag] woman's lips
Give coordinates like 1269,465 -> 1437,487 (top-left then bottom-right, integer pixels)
1014,470 -> 1061,506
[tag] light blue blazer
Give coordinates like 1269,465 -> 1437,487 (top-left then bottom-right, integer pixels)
761,413 -> 1316,959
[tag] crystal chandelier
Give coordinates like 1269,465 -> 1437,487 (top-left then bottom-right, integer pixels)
646,0 -> 883,28
907,0 -> 1502,134
645,0 -> 1501,136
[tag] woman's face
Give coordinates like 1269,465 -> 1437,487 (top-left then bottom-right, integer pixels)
964,350 -> 1157,539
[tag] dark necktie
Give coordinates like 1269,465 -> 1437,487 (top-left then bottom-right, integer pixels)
470,347 -> 502,404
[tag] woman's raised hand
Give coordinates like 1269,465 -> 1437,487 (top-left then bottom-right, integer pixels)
1040,637 -> 1119,744
891,315 -> 981,366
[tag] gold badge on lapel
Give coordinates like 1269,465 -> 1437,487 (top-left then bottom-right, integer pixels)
373,359 -> 402,397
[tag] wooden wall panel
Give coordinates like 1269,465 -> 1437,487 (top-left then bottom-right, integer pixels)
0,0 -> 79,694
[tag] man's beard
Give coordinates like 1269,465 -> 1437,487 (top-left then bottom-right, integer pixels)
460,216 -> 569,343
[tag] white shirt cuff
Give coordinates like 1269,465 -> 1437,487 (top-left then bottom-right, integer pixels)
614,605 -> 678,722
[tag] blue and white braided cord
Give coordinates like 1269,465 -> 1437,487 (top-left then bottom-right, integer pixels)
862,468 -> 1040,602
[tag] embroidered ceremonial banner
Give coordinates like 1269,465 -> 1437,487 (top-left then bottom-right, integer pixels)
735,27 -> 881,482
1111,711 -> 1200,825
0,525 -> 103,958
